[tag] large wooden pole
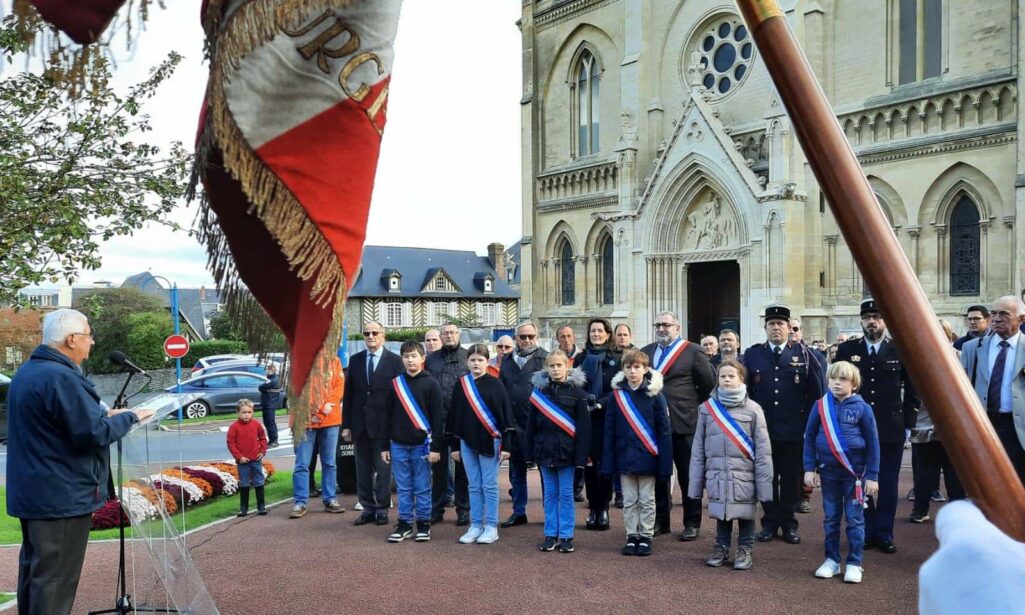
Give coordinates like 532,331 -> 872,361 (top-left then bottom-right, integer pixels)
735,0 -> 1025,540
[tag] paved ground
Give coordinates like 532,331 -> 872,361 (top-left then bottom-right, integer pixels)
0,454 -> 938,614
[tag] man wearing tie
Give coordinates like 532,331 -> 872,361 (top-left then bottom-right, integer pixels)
342,321 -> 403,526
960,295 -> 1025,484
835,298 -> 919,554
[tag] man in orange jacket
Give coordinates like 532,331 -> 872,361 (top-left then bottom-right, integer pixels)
290,355 -> 346,518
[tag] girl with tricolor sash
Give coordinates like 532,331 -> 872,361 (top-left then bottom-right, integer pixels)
446,344 -> 515,545
689,359 -> 773,570
525,349 -> 591,553
802,360 -> 880,584
599,350 -> 673,557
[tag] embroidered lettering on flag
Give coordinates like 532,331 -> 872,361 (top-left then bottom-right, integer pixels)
817,393 -> 865,504
460,374 -> 500,438
529,390 -> 576,437
394,375 -> 431,456
654,339 -> 689,373
613,390 -> 658,456
704,399 -> 755,460
194,0 -> 403,440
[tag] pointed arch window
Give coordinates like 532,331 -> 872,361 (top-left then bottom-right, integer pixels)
560,240 -> 576,306
949,195 -> 980,296
599,234 -> 614,305
575,50 -> 600,157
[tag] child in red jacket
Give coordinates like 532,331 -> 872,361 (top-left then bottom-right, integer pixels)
227,399 -> 268,516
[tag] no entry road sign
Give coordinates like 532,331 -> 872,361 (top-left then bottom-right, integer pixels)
164,334 -> 190,359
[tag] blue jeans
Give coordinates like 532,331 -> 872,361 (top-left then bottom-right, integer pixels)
540,465 -> 576,539
461,440 -> 501,527
238,460 -> 265,487
821,472 -> 865,565
509,451 -> 529,516
391,441 -> 432,522
293,426 -> 338,506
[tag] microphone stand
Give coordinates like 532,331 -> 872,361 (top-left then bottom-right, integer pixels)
90,370 -> 177,615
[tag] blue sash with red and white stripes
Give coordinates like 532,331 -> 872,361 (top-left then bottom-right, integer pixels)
654,338 -> 689,373
460,374 -> 500,438
529,389 -> 575,437
394,375 -> 431,456
704,398 -> 755,460
816,393 -> 865,504
613,389 -> 658,456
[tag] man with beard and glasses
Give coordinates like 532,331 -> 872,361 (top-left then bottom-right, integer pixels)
835,298 -> 919,554
744,305 -> 825,546
642,311 -> 716,540
425,323 -> 470,526
498,322 -> 549,528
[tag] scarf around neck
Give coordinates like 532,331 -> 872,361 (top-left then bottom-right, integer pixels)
716,384 -> 748,408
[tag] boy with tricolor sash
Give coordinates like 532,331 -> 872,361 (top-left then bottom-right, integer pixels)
526,349 -> 591,553
599,350 -> 673,557
446,344 -> 515,545
689,359 -> 773,570
803,360 -> 880,584
381,341 -> 444,543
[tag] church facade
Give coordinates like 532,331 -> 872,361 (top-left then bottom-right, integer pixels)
518,0 -> 1024,347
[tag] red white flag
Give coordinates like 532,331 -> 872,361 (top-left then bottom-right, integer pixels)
196,0 -> 402,428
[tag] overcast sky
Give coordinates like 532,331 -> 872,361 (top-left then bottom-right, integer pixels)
51,1 -> 524,288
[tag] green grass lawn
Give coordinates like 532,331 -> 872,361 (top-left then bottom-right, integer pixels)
0,593 -> 13,606
158,408 -> 288,427
0,472 -> 297,546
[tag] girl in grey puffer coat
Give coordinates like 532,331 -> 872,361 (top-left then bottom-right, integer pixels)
689,360 -> 773,569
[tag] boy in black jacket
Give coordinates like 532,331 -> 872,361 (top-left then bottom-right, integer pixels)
382,341 -> 444,543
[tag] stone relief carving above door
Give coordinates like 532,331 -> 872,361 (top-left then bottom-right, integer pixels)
683,192 -> 739,251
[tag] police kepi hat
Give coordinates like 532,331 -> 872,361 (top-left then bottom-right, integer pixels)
763,304 -> 791,322
860,297 -> 881,317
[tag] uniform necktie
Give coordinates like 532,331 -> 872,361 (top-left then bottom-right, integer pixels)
870,346 -> 876,357
773,346 -> 782,357
367,353 -> 376,385
987,340 -> 1010,412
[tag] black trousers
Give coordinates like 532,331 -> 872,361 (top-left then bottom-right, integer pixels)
655,433 -> 702,530
584,466 -> 611,513
18,514 -> 92,615
989,413 -> 1025,484
912,441 -> 965,514
354,432 -> 392,513
432,444 -> 469,517
762,440 -> 803,533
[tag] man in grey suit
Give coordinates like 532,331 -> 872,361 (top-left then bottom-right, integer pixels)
960,295 -> 1025,483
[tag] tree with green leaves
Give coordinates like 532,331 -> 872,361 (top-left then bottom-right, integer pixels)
75,286 -> 173,374
0,14 -> 191,306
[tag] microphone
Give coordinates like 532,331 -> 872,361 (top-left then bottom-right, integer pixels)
109,351 -> 147,375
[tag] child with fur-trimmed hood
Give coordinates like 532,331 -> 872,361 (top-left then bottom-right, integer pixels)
598,349 -> 673,556
525,350 -> 591,553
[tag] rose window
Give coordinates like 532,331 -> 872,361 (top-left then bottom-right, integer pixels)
696,19 -> 754,97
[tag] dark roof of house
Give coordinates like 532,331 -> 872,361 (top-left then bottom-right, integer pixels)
119,272 -> 221,340
505,241 -> 522,286
349,246 -> 519,299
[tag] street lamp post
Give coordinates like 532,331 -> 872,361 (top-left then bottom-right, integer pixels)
151,275 -> 183,423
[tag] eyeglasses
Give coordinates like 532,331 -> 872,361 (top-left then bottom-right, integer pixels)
71,332 -> 94,340
966,317 -> 985,321
497,345 -> 514,350
653,323 -> 674,329
517,334 -> 537,340
363,331 -> 381,337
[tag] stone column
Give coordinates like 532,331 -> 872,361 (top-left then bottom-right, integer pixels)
906,226 -> 921,275
1006,217 -> 1017,293
934,224 -> 948,295
980,219 -> 991,296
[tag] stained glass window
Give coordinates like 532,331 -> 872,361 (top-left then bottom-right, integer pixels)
949,196 -> 980,296
601,235 -> 614,305
561,241 -> 575,305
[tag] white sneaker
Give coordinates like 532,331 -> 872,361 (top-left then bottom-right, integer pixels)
476,525 -> 500,544
844,564 -> 863,583
814,558 -> 842,578
459,525 -> 484,544
354,502 -> 364,511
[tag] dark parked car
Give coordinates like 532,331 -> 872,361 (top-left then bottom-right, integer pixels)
165,371 -> 285,419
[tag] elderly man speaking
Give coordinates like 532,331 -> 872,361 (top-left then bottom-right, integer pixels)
7,308 -> 153,615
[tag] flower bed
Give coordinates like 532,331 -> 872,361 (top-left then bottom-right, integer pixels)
91,460 -> 277,530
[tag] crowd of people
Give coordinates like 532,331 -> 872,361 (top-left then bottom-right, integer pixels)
303,295 -> 1025,584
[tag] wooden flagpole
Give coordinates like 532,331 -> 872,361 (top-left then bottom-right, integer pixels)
735,0 -> 1025,540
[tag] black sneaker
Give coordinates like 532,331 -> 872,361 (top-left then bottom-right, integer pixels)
558,538 -> 575,553
538,536 -> 558,552
910,510 -> 931,523
621,535 -> 638,556
414,520 -> 432,542
931,490 -> 947,502
614,493 -> 624,509
388,521 -> 413,543
635,536 -> 652,557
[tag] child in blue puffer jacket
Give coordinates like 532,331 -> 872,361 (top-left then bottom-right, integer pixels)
803,360 -> 880,585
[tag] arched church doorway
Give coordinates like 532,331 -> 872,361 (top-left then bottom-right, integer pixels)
687,260 -> 740,342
